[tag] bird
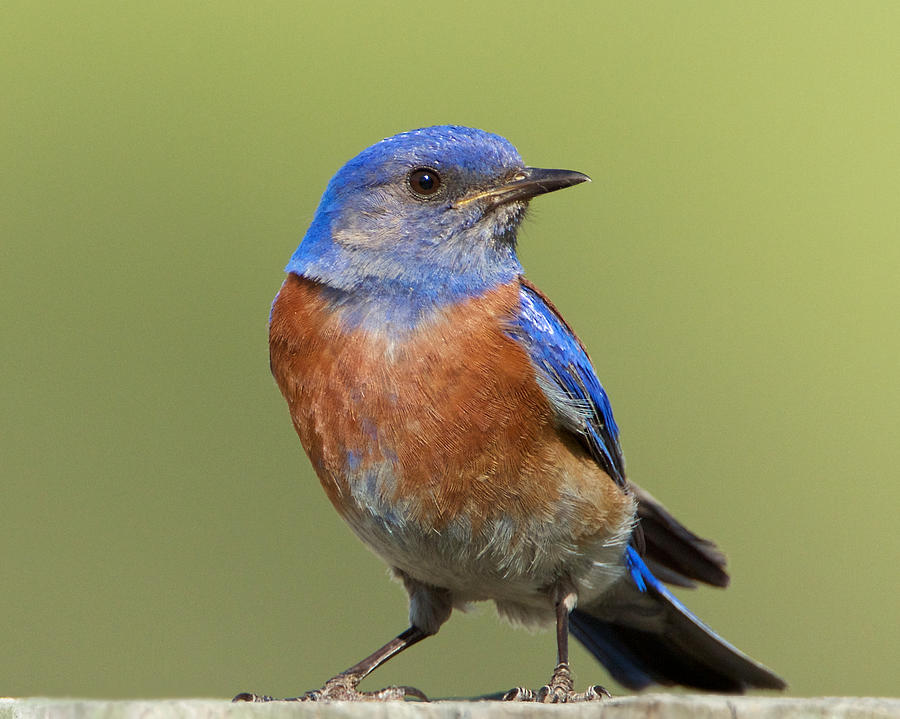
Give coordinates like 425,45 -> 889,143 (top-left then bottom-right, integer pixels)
235,125 -> 786,703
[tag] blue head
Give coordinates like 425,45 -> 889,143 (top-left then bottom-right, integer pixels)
286,125 -> 588,330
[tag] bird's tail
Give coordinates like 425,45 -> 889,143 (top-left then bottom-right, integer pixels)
570,547 -> 786,692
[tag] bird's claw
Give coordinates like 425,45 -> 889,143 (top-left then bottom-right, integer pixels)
233,673 -> 428,702
502,684 -> 610,703
301,675 -> 428,702
502,662 -> 610,703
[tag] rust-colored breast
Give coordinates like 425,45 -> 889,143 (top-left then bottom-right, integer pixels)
268,274 -> 623,536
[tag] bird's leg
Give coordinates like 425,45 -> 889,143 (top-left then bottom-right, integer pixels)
503,594 -> 610,703
233,626 -> 429,702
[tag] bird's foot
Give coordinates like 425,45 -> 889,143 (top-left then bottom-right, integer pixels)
233,672 -> 428,702
502,662 -> 610,703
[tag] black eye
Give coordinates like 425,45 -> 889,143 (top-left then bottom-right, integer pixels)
408,167 -> 442,197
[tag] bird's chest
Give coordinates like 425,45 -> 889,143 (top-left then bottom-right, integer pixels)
269,274 -> 554,516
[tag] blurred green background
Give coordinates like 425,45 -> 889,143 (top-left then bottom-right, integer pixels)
2,0 -> 898,700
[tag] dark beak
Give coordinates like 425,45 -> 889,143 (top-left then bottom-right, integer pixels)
456,167 -> 590,207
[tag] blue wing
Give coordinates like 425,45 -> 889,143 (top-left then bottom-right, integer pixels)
509,280 -> 735,587
506,280 -> 626,487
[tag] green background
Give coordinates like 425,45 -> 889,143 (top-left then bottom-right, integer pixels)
2,0 -> 898,700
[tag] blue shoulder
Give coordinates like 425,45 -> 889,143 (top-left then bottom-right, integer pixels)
506,280 -> 626,487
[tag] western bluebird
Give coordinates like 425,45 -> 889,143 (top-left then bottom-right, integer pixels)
236,126 -> 785,702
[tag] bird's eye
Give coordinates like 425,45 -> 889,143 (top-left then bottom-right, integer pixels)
408,167 -> 442,197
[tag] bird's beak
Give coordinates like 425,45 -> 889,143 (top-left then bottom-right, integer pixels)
455,167 -> 590,208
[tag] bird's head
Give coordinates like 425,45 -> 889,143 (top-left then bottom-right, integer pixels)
286,126 -> 588,326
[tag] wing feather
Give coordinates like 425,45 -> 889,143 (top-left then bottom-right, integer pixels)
505,279 -> 626,488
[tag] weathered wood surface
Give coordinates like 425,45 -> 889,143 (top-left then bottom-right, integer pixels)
2,696 -> 898,719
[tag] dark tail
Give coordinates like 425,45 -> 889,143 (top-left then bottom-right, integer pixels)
629,481 -> 730,589
571,547 -> 786,693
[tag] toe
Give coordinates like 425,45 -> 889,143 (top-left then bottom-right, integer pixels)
367,685 -> 429,702
231,693 -> 273,703
502,687 -> 535,701
584,684 -> 611,700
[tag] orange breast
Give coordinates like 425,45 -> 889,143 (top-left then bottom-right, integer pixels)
268,273 -> 626,543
